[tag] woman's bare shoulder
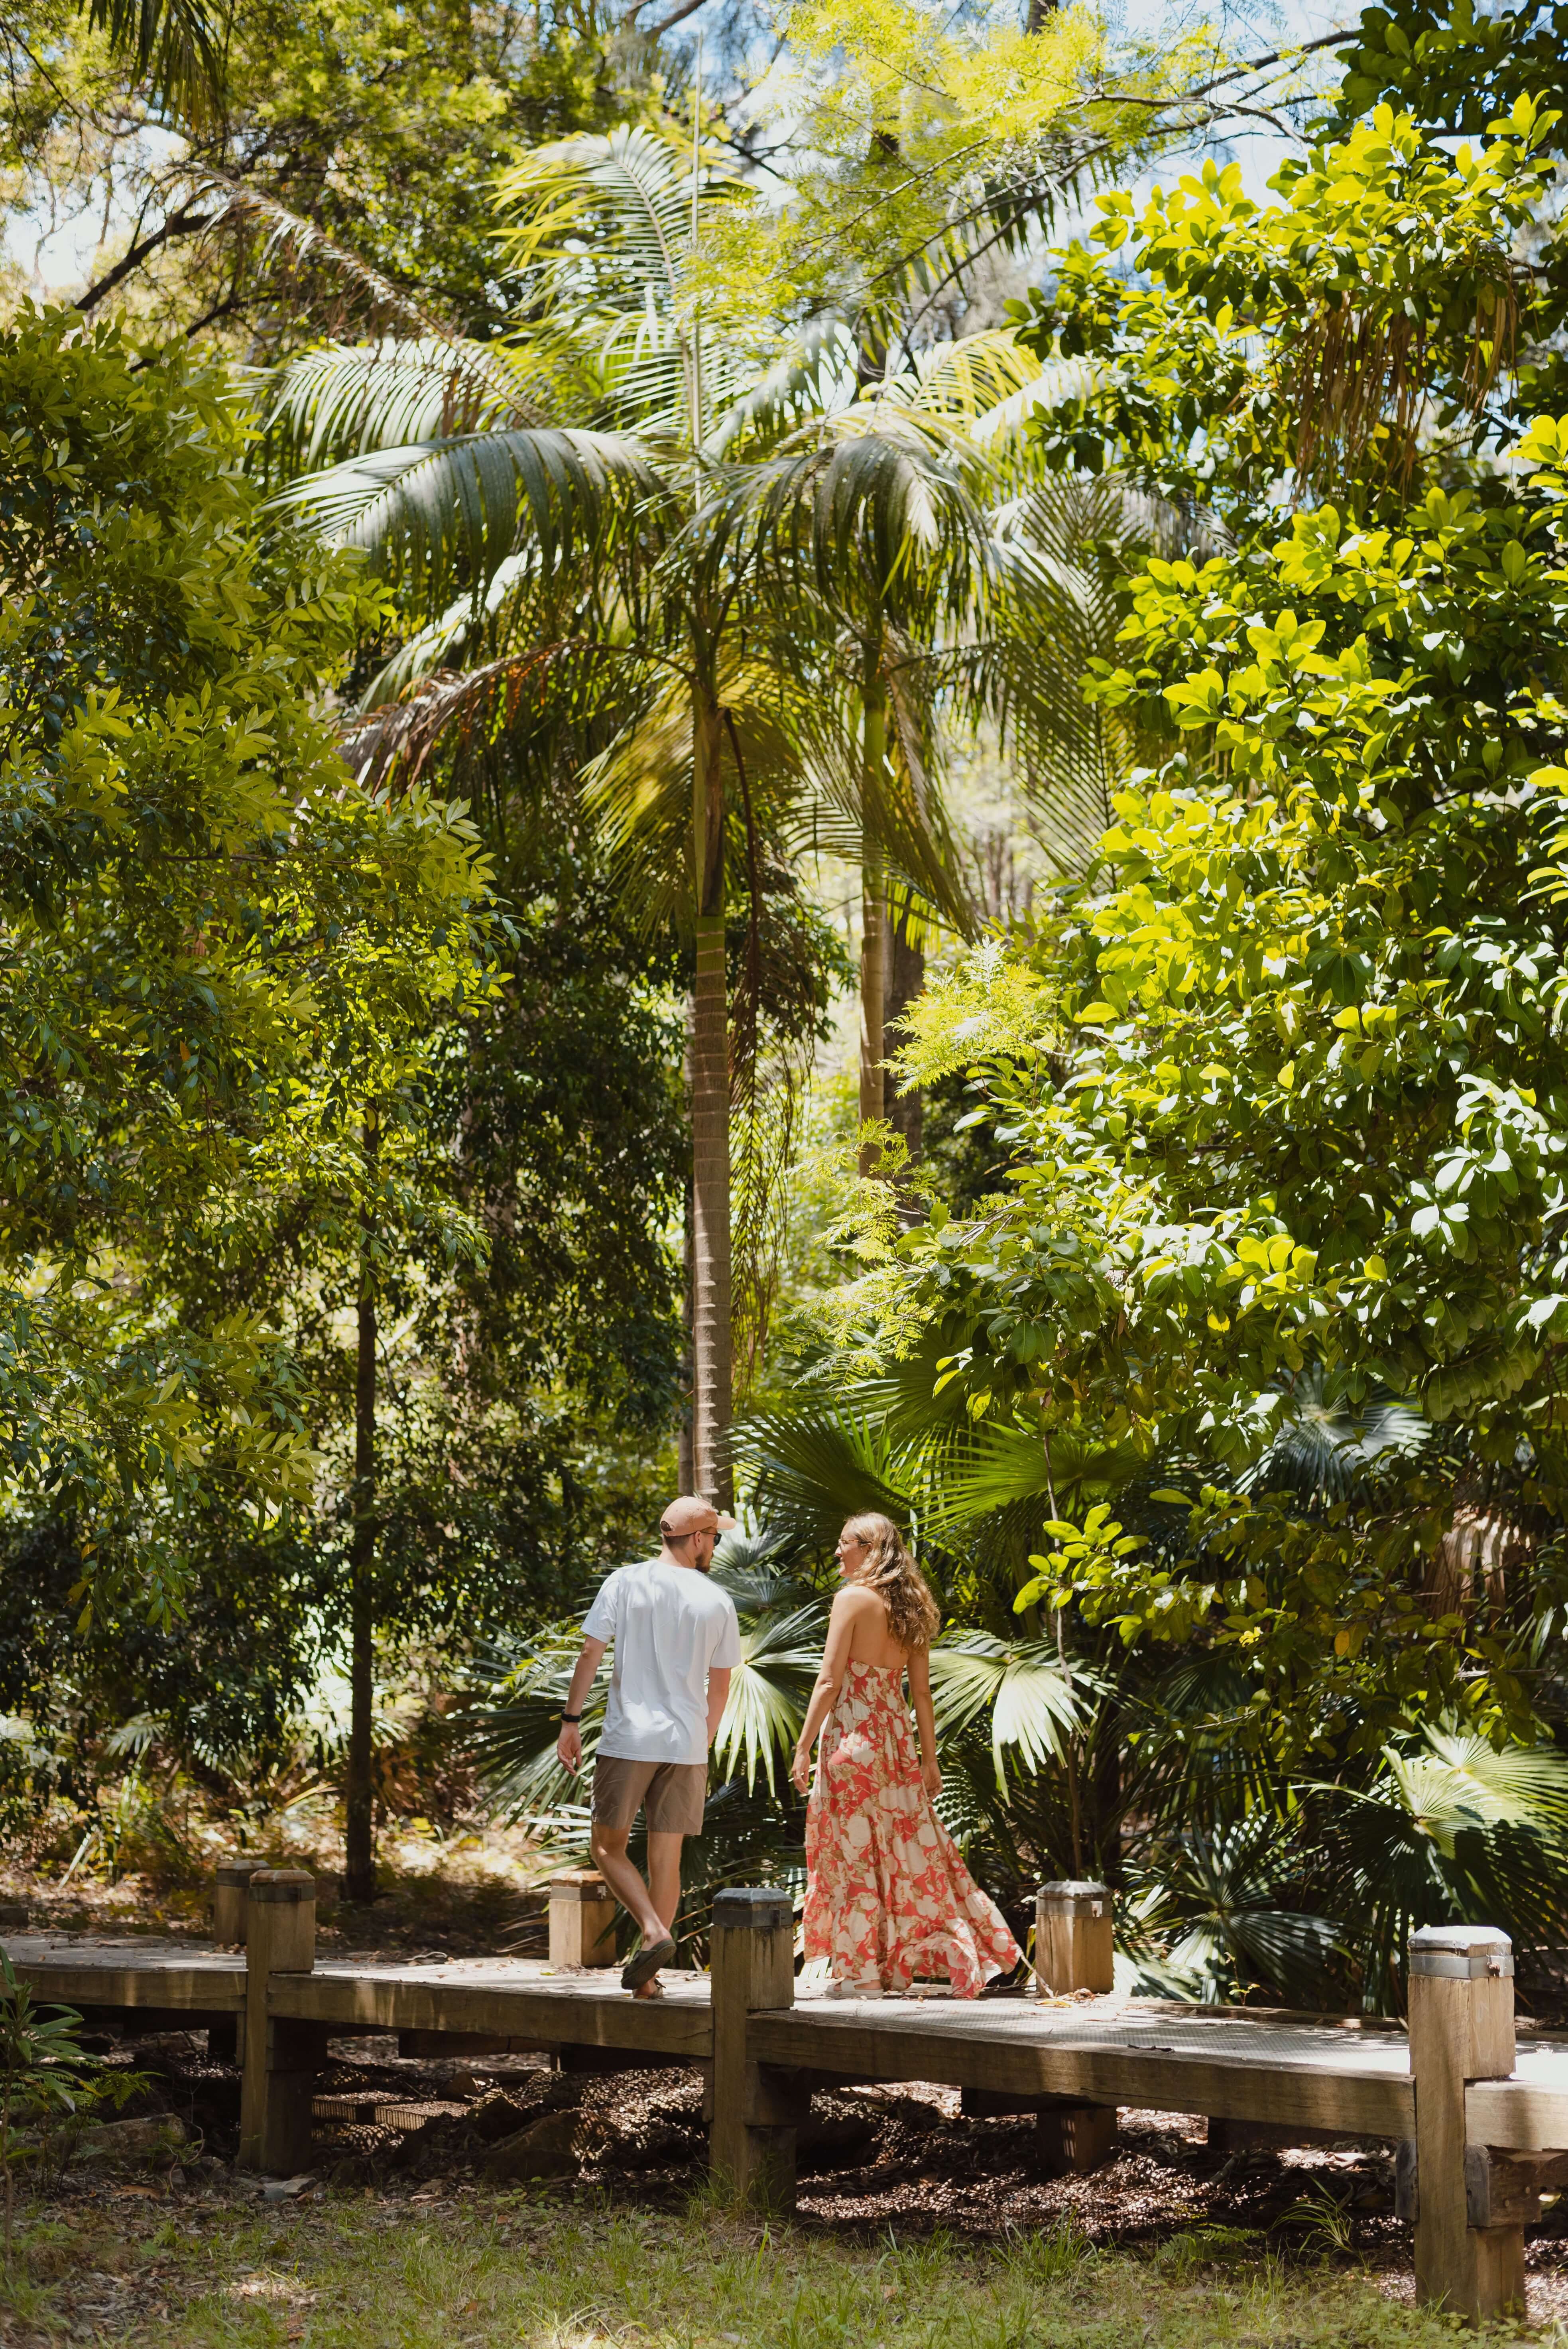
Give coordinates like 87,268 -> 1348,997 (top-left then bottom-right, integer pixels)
828,1586 -> 881,1616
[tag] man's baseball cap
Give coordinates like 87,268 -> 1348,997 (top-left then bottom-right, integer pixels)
661,1495 -> 738,1535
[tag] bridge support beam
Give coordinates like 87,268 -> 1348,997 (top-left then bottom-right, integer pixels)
709,1886 -> 800,2209
239,1869 -> 321,2175
1409,1923 -> 1521,2325
1031,1880 -> 1117,2172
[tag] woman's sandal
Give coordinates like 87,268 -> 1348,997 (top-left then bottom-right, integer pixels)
621,1936 -> 676,1991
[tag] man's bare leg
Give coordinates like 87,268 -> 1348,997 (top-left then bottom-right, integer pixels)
590,1822 -> 665,1948
646,1831 -> 684,1936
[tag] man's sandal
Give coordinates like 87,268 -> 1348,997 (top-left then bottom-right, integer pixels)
621,1936 -> 676,1992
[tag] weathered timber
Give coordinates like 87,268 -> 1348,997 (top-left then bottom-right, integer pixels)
1040,2104 -> 1117,2172
548,1873 -> 617,1968
272,1967 -> 712,2062
239,1869 -> 319,2173
1409,1922 -> 1521,2324
0,1940 -> 246,2016
1036,1882 -> 1114,1997
1032,1882 -> 1117,2171
710,1886 -> 800,2208
1468,2073 -> 1568,2152
213,1859 -> 264,1948
1464,2144 -> 1568,2229
396,2030 -> 546,2059
746,2008 -> 1415,2138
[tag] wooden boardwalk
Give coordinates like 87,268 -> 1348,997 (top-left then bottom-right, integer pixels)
8,1885 -> 1568,2323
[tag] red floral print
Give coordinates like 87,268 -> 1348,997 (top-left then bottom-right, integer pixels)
803,1660 -> 1023,1997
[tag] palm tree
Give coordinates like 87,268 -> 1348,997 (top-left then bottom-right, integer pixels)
269,122 -> 1075,1494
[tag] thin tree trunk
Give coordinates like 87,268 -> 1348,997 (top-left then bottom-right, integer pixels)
344,1126 -> 378,1906
884,900 -> 925,1171
689,682 -> 732,1508
679,1142 -> 695,1497
858,669 -> 888,1175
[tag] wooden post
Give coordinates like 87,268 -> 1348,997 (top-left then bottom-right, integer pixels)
213,1857 -> 263,1948
1408,1922 -> 1521,2324
548,1872 -> 618,1967
238,1869 -> 321,2175
709,1885 -> 801,2209
1035,1880 -> 1114,1995
1031,1880 -> 1116,2173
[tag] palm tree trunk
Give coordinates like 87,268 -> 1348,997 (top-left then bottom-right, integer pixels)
344,1132 -> 378,1905
859,669 -> 888,1173
860,850 -> 885,1127
690,681 -> 732,1508
885,902 -> 924,1154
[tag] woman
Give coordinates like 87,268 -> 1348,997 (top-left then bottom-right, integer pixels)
790,1513 -> 1022,1999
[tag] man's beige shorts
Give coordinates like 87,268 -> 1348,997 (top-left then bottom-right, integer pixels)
591,1755 -> 707,1835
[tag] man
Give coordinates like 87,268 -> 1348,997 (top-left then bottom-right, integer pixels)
557,1495 -> 742,1995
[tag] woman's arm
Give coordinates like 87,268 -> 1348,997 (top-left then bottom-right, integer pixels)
789,1594 -> 862,1794
906,1645 -> 941,1796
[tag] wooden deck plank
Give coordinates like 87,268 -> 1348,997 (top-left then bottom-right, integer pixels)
1469,2043 -> 1568,2152
271,1967 -> 713,2060
18,1930 -> 1568,2160
3,1936 -> 246,2014
750,2008 -> 1416,2136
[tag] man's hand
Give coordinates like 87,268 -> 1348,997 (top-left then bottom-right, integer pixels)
557,1637 -> 605,1775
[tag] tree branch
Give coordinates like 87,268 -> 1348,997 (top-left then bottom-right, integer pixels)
74,202 -> 212,311
638,0 -> 709,39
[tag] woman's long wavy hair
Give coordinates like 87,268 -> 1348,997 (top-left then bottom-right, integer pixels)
842,1513 -> 941,1653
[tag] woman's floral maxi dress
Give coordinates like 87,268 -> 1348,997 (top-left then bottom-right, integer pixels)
803,1658 -> 1022,1996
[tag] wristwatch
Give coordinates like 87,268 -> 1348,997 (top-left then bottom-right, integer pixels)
561,1712 -> 582,1724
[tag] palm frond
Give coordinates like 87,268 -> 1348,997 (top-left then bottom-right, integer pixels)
196,180 -> 460,345
734,1405 -> 918,1550
928,1632 -> 1078,1792
1134,1816 -> 1340,2005
88,0 -> 221,125
268,338 -> 547,470
1240,1365 -> 1429,1503
712,1601 -> 828,1795
271,427 -> 660,605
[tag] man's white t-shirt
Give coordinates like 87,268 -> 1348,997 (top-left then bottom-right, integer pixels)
583,1557 -> 743,1766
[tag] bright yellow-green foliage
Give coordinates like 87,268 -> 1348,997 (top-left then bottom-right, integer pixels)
1029,99 -> 1557,506
806,85 -> 1568,1764
691,0 -> 1171,350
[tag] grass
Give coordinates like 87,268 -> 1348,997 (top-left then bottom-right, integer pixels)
0,2187 -> 1546,2349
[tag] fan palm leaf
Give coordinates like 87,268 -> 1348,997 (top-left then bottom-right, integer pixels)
734,1406 -> 919,1548
712,1601 -> 829,1795
1134,1815 -> 1340,2005
927,1632 -> 1078,1792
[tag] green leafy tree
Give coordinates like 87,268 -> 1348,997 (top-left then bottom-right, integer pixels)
0,298 -> 495,1794
760,65 -> 1568,1998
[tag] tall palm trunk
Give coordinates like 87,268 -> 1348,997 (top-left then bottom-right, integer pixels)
345,1124 -> 378,1904
885,901 -> 925,1173
689,678 -> 732,1508
859,663 -> 888,1173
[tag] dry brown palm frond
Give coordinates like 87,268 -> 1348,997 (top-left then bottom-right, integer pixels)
190,170 -> 461,345
338,650 -> 571,792
1289,251 -> 1519,493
